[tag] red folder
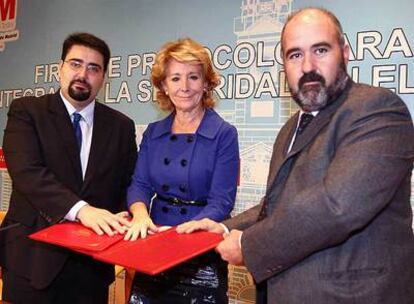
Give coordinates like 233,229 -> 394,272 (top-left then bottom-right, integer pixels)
30,222 -> 123,252
94,228 -> 223,275
30,222 -> 223,275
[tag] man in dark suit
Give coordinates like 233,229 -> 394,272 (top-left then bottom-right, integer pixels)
0,33 -> 137,303
178,7 -> 414,303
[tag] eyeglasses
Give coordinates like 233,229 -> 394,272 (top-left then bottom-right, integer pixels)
64,59 -> 103,75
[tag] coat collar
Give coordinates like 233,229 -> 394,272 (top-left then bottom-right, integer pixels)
46,90 -> 113,189
150,108 -> 224,139
82,102 -> 114,190
266,78 -> 354,190
287,78 -> 353,156
47,90 -> 83,183
60,90 -> 95,127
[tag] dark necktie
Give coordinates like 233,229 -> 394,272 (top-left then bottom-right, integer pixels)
296,113 -> 314,135
72,113 -> 82,150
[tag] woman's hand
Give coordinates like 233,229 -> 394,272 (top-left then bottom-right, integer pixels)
176,218 -> 225,234
124,216 -> 158,241
124,202 -> 158,241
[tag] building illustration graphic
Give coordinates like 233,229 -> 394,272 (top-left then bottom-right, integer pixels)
219,0 -> 295,302
226,0 -> 295,215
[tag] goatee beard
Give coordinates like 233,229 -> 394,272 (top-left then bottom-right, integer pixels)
291,63 -> 348,112
68,79 -> 92,102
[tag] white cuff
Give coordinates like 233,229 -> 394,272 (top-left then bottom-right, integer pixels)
64,200 -> 88,221
219,224 -> 243,249
239,232 -> 243,249
219,223 -> 230,234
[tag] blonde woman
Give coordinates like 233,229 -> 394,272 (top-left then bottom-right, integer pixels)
125,38 -> 239,303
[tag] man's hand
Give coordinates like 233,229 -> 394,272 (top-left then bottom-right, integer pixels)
176,218 -> 225,234
76,205 -> 131,236
216,229 -> 244,266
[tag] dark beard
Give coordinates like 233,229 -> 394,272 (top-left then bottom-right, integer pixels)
291,61 -> 348,112
68,79 -> 92,102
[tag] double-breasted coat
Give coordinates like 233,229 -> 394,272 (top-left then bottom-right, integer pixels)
127,108 -> 239,225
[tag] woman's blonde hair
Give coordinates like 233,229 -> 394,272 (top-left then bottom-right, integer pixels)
151,38 -> 221,111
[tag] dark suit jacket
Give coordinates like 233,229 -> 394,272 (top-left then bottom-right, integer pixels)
225,80 -> 414,303
0,91 -> 137,289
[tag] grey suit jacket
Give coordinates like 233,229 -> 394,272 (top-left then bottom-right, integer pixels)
0,91 -> 137,289
225,80 -> 414,303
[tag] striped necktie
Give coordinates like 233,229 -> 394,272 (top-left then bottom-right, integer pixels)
296,113 -> 314,135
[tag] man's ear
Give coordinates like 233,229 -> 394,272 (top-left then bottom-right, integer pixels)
58,60 -> 64,80
342,43 -> 350,65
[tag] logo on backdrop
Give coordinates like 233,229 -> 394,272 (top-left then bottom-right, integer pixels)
0,0 -> 19,52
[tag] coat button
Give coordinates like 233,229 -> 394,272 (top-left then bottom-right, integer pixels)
161,184 -> 169,192
162,206 -> 169,213
180,159 -> 187,167
164,158 -> 170,165
180,208 -> 187,215
187,135 -> 194,143
179,184 -> 187,193
170,135 -> 177,141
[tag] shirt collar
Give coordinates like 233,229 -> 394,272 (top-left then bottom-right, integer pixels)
300,110 -> 318,117
296,110 -> 318,130
60,91 -> 95,126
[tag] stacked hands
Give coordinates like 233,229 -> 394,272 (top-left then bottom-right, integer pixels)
76,205 -> 131,236
77,205 -> 244,266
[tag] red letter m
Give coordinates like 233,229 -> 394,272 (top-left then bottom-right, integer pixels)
0,0 -> 16,22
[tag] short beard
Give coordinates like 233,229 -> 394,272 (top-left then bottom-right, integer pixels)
68,79 -> 92,102
291,61 -> 348,112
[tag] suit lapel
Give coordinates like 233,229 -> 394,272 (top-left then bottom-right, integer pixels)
287,112 -> 331,157
82,103 -> 113,191
265,116 -> 297,193
266,79 -> 353,195
287,81 -> 352,157
48,92 -> 83,181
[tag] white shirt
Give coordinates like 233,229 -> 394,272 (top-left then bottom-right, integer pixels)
60,91 -> 95,221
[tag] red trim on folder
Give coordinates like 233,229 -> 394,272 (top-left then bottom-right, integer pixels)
0,148 -> 6,169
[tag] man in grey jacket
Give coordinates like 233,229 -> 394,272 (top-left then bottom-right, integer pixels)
178,7 -> 414,304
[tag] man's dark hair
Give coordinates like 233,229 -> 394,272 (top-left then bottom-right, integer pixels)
61,32 -> 111,72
